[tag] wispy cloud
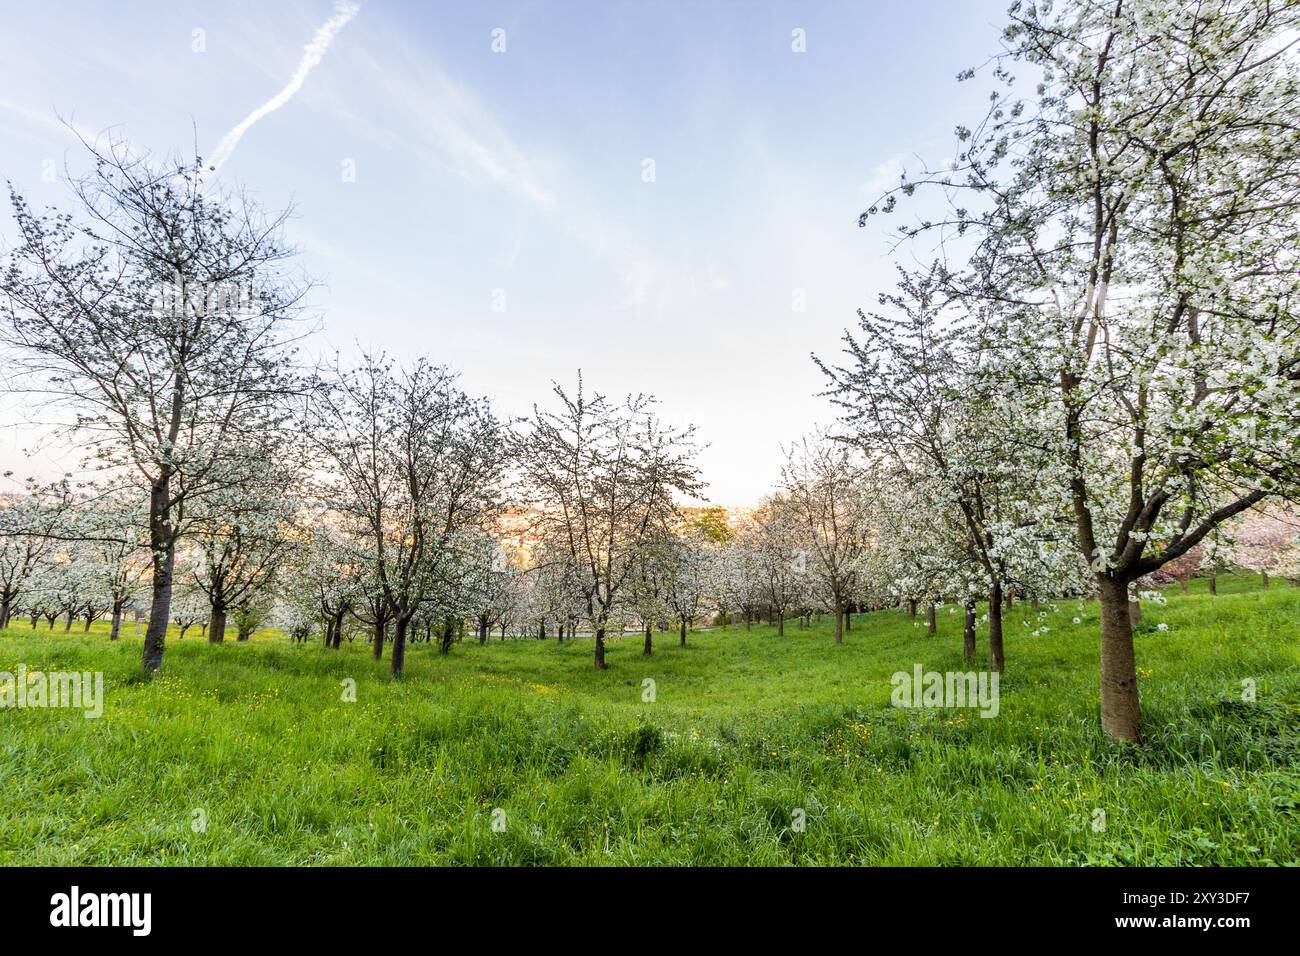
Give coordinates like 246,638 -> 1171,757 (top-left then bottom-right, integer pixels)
208,1 -> 360,171
355,44 -> 553,208
327,27 -> 679,309
0,98 -> 98,144
861,153 -> 908,199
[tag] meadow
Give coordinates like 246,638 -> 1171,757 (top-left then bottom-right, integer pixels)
1,574 -> 1296,866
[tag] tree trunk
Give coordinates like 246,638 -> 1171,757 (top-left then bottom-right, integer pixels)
0,596 -> 10,630
777,611 -> 784,636
391,617 -> 407,676
643,624 -> 652,656
963,602 -> 976,661
478,619 -> 488,645
833,597 -> 843,645
372,620 -> 386,660
1098,577 -> 1141,742
209,605 -> 227,644
237,620 -> 253,641
926,603 -> 936,636
1261,570 -> 1270,590
110,603 -> 123,641
594,626 -> 606,669
679,618 -> 687,646
907,599 -> 917,619
142,535 -> 175,673
844,607 -> 852,631
1208,568 -> 1217,594
988,581 -> 1004,672
440,618 -> 454,655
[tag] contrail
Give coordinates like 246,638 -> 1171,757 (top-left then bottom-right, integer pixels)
208,1 -> 360,171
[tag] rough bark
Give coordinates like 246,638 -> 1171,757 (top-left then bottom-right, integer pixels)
1098,577 -> 1141,742
391,617 -> 407,676
988,581 -> 1004,672
209,605 -> 227,644
963,602 -> 976,661
142,536 -> 174,673
594,626 -> 606,669
643,624 -> 652,656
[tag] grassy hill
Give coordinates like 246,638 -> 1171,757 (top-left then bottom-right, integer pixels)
1,574 -> 1296,865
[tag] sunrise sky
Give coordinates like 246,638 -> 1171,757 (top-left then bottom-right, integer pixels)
0,0 -> 1007,503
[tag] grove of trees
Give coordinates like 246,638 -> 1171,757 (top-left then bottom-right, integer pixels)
1,0 -> 1297,745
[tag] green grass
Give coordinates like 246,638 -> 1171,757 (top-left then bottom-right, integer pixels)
1,574 -> 1297,865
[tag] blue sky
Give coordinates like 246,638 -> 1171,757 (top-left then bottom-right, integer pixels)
0,0 -> 1008,504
